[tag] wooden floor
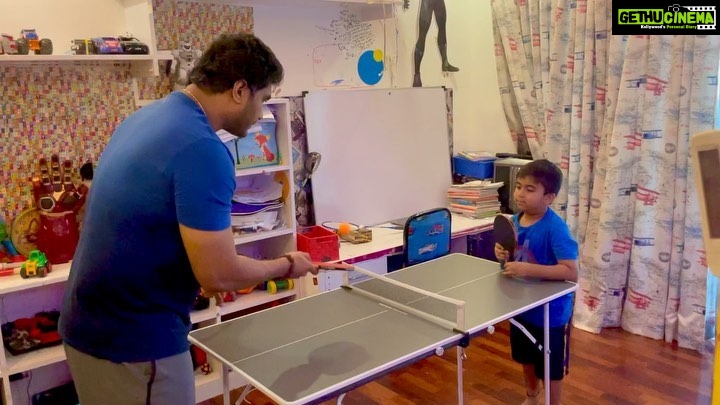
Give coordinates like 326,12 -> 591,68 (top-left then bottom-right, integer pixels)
201,321 -> 713,405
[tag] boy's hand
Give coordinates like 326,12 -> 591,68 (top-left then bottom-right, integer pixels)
494,243 -> 509,263
502,261 -> 531,278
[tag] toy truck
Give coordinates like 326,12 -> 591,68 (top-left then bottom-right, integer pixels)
15,29 -> 52,55
20,250 -> 52,279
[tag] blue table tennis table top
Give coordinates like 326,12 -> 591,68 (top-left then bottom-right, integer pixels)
189,253 -> 577,405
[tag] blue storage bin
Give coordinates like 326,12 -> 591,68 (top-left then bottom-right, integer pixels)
452,156 -> 495,179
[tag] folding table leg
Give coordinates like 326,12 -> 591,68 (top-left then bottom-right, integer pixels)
223,365 -> 231,405
235,384 -> 253,405
456,347 -> 464,404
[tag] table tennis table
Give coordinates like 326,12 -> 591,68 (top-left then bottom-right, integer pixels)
189,253 -> 577,405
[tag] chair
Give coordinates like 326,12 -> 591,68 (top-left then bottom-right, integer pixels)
402,207 -> 452,267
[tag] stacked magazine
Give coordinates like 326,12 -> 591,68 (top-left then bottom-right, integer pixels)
231,175 -> 285,233
447,180 -> 503,219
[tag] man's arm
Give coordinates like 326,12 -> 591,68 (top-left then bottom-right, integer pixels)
180,225 -> 317,293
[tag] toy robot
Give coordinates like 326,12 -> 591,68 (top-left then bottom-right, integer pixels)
170,40 -> 201,91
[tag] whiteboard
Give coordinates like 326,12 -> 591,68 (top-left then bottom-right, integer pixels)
305,87 -> 452,226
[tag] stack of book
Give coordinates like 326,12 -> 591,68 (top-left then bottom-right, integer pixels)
447,180 -> 503,219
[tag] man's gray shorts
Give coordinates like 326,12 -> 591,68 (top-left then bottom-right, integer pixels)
64,344 -> 195,405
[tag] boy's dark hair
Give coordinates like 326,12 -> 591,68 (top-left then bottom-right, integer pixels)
188,33 -> 283,94
516,159 -> 563,195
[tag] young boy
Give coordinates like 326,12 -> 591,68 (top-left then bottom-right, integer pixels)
494,159 -> 578,405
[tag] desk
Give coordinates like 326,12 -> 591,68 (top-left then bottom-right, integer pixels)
339,214 -> 494,264
189,254 -> 577,405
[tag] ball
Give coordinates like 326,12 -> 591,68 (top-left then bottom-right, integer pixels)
338,222 -> 352,236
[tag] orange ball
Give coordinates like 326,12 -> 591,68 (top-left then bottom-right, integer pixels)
338,222 -> 352,236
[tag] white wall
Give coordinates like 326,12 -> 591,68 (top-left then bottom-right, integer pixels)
253,3 -> 394,95
254,1 -> 514,154
393,0 -> 514,154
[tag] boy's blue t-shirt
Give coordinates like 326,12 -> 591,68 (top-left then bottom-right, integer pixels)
59,92 -> 236,362
512,209 -> 578,327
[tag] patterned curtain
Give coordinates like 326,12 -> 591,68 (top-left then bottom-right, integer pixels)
492,0 -> 719,350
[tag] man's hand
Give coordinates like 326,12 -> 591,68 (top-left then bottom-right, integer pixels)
502,261 -> 532,278
284,251 -> 319,278
199,289 -> 224,307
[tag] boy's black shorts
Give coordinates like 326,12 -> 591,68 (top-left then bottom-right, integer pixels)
509,317 -> 570,381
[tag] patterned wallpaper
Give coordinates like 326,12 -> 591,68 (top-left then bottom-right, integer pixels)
0,0 -> 253,226
0,64 -> 134,222
153,0 -> 253,51
138,0 -> 254,100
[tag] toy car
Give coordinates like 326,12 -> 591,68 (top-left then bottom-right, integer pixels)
15,29 -> 52,55
117,34 -> 149,54
91,37 -> 123,54
70,39 -> 94,55
20,250 -> 52,279
0,33 -> 18,55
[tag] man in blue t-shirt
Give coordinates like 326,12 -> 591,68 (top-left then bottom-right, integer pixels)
494,159 -> 578,405
59,33 -> 318,405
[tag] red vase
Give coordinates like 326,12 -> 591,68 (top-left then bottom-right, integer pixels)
36,211 -> 79,264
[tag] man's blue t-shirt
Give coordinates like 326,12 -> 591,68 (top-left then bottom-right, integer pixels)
59,91 -> 235,362
512,209 -> 578,327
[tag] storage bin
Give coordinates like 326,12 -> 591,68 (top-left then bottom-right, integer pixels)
452,156 -> 495,179
297,226 -> 339,262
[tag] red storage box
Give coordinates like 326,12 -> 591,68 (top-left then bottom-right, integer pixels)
297,226 -> 339,262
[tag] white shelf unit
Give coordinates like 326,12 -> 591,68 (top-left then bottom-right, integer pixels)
191,97 -> 302,403
0,262 -> 71,405
0,0 -> 159,75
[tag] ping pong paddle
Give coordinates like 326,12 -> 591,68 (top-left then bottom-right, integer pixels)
314,262 -> 355,271
493,214 -> 517,269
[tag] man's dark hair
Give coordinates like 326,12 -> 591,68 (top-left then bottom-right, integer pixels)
516,159 -> 563,195
188,33 -> 283,94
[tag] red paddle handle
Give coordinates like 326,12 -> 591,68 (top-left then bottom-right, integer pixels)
314,262 -> 355,271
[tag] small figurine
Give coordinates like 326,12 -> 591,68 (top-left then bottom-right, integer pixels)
170,40 -> 201,91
